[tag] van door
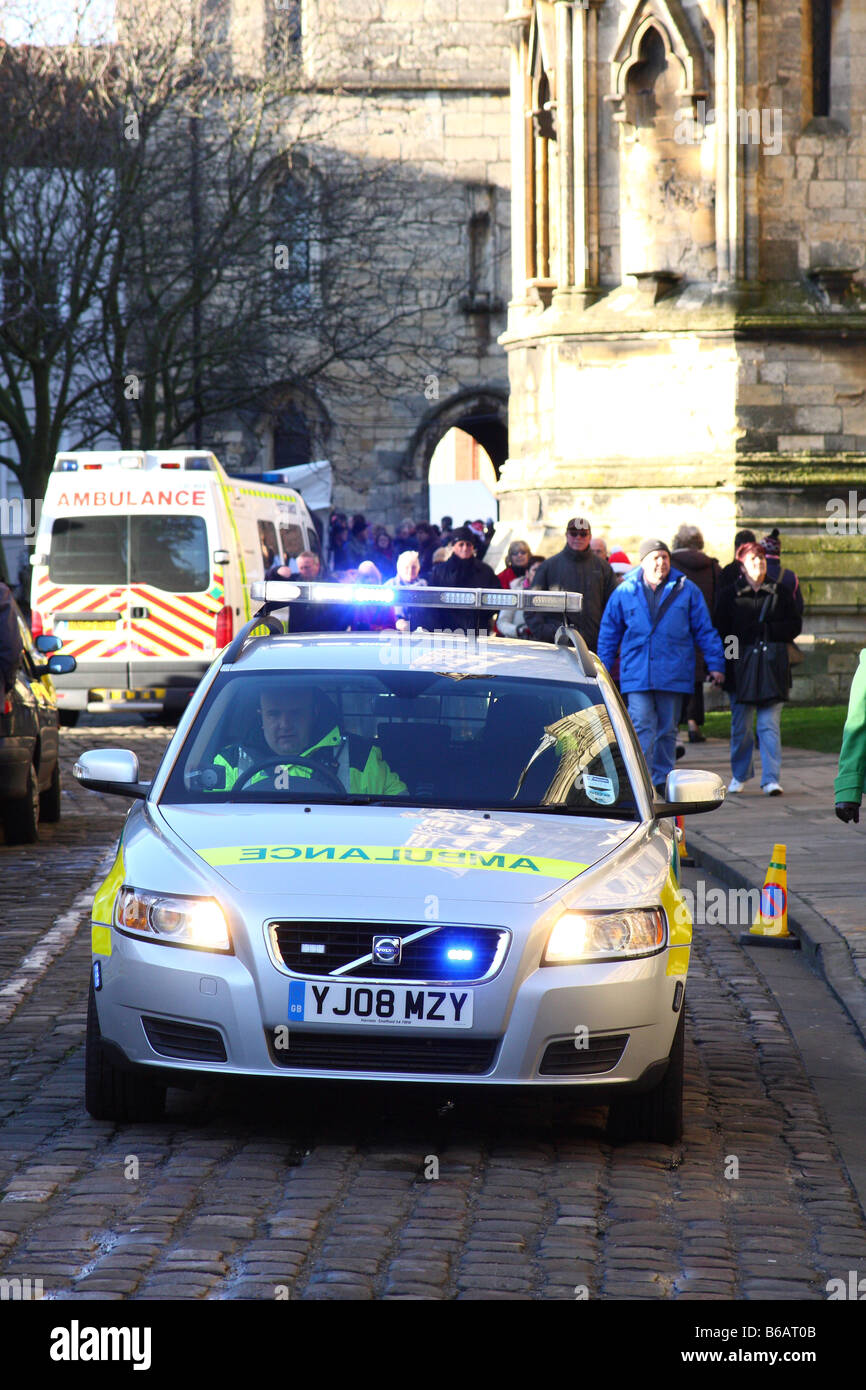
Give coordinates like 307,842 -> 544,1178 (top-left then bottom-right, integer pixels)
127,512 -> 217,695
42,514 -> 132,684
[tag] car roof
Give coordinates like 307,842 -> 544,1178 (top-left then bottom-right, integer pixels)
223,632 -> 598,683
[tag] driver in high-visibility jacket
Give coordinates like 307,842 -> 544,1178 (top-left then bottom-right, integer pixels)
213,687 -> 407,796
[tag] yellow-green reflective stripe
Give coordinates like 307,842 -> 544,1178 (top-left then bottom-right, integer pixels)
91,925 -> 112,957
662,867 -> 692,947
662,869 -> 691,975
219,481 -> 251,620
92,844 -> 124,927
666,944 -> 690,977
199,844 -> 589,878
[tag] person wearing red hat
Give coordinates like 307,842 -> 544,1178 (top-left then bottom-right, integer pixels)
713,540 -> 802,795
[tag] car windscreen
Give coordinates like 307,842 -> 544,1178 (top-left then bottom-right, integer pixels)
49,515 -> 209,592
162,669 -> 640,816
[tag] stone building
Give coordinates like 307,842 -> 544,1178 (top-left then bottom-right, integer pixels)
499,0 -> 866,692
205,0 -> 514,526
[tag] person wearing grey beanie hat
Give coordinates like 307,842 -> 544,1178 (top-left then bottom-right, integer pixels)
637,538 -> 672,563
598,543 -> 726,796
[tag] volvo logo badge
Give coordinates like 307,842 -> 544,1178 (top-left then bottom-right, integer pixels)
372,935 -> 402,965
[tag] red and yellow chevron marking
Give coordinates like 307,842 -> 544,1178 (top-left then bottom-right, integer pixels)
35,570 -> 227,662
35,579 -> 130,661
128,584 -> 222,659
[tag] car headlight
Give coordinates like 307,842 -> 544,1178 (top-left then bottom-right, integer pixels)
114,886 -> 232,952
543,908 -> 666,964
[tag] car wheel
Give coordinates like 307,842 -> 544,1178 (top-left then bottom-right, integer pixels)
3,762 -> 40,844
606,1006 -> 685,1145
58,710 -> 80,727
85,982 -> 166,1122
39,761 -> 62,822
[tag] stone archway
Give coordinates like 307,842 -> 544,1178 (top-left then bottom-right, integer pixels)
404,388 -> 509,511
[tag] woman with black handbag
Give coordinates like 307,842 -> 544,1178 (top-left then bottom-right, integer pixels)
713,540 -> 802,795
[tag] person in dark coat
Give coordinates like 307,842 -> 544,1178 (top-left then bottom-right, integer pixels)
346,515 -> 372,568
429,526 -> 498,632
761,528 -> 804,620
413,522 -> 439,579
671,524 -> 722,742
372,527 -> 398,579
712,540 -> 802,795
0,579 -> 23,699
525,516 -> 616,652
264,551 -> 346,632
718,528 -> 756,590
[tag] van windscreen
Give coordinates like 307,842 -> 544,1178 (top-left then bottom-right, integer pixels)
50,516 -> 210,592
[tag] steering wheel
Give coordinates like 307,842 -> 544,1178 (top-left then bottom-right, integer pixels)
234,755 -> 347,796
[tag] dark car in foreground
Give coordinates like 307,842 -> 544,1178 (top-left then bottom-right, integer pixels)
0,602 -> 76,843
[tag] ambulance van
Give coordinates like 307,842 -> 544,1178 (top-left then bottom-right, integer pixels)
30,449 -> 321,722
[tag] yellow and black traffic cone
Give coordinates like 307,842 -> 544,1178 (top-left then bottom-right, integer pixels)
675,814 -> 695,867
739,843 -> 800,949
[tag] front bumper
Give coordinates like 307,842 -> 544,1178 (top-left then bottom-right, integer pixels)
92,923 -> 685,1089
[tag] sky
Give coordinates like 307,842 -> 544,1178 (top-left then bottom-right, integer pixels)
0,0 -> 117,45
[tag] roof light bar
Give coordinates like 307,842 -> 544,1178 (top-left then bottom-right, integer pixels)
315,582 -> 395,604
250,581 -> 583,613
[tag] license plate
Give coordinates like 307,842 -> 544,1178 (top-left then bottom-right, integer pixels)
58,620 -> 117,631
290,981 -> 473,1028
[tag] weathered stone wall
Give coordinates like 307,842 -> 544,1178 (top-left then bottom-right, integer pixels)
758,0 -> 865,280
501,0 -> 866,671
302,0 -> 511,88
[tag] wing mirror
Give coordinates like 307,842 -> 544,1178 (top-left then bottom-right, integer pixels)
73,748 -> 151,799
653,769 -> 726,817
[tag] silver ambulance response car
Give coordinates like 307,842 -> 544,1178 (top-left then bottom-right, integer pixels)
74,583 -> 725,1142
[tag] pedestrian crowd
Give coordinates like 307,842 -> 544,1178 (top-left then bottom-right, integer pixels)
262,507 -> 806,800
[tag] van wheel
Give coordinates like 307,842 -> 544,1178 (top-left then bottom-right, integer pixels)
85,983 -> 166,1122
607,1007 -> 685,1144
3,762 -> 40,844
40,761 -> 62,822
58,710 -> 80,727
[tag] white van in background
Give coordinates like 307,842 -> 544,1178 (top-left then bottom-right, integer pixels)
30,449 -> 320,722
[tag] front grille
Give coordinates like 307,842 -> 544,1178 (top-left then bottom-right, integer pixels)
539,1033 -> 629,1076
270,922 -> 508,982
141,1015 -> 227,1063
267,1030 -> 499,1075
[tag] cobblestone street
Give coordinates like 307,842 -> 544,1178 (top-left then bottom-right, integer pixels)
0,725 -> 865,1301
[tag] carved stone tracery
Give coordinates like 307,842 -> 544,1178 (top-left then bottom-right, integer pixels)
608,0 -> 707,135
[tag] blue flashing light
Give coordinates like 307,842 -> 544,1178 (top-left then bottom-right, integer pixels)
446,948 -> 474,962
92,960 -> 102,990
352,586 -> 394,604
58,458 -> 78,471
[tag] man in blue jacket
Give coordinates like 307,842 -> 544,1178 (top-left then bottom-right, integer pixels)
598,538 -> 725,796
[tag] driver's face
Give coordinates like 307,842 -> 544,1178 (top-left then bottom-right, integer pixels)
260,689 -> 315,758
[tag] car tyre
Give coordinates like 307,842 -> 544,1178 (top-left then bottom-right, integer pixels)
85,982 -> 166,1122
606,1006 -> 685,1145
39,761 -> 62,822
3,761 -> 40,844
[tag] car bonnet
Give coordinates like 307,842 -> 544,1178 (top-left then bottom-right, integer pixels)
158,804 -> 638,905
